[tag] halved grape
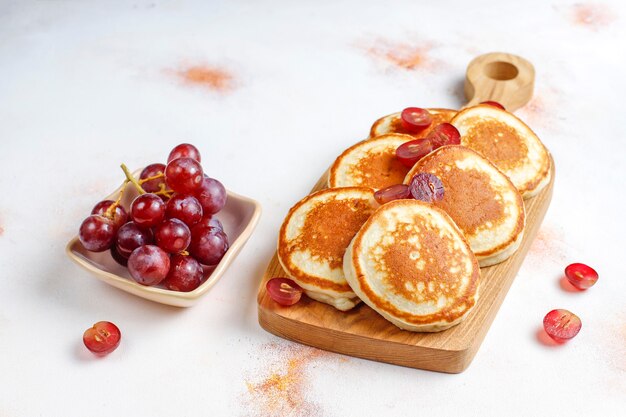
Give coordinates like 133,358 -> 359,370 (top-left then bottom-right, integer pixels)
395,138 -> 433,168
130,193 -> 166,228
168,143 -> 201,163
79,215 -> 116,252
374,184 -> 410,205
400,107 -> 432,132
427,123 -> 461,148
480,101 -> 505,110
91,200 -> 128,230
165,157 -> 204,194
195,177 -> 227,215
162,254 -> 204,292
83,321 -> 121,356
154,218 -> 191,253
543,309 -> 582,342
127,245 -> 170,286
409,173 -> 444,203
266,278 -> 303,306
565,263 -> 598,290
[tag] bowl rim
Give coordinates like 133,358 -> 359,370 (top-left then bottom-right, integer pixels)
65,169 -> 262,303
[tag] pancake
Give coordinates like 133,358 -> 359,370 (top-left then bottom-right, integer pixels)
451,104 -> 551,198
328,133 -> 414,190
277,187 -> 379,311
404,146 -> 525,267
344,199 -> 480,332
370,108 -> 457,138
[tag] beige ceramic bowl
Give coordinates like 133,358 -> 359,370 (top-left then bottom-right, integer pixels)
66,169 -> 261,307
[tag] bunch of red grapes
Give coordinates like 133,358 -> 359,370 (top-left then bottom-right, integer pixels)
78,144 -> 228,292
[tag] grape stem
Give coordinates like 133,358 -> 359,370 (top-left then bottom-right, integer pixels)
139,172 -> 165,184
103,182 -> 128,219
135,170 -> 173,198
120,163 -> 146,195
155,183 -> 174,199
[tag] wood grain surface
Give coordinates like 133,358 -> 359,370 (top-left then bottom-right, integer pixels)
464,52 -> 535,111
257,52 -> 549,373
257,160 -> 553,373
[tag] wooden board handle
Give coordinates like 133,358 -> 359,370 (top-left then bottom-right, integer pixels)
464,52 -> 535,111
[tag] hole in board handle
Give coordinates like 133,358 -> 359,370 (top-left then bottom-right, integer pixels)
483,61 -> 519,81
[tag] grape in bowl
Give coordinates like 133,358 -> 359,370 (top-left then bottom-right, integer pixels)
66,167 -> 261,307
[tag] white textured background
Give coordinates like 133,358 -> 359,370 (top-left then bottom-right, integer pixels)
0,1 -> 624,416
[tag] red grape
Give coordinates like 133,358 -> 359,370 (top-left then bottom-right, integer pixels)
480,101 -> 505,110
395,138 -> 433,168
154,219 -> 191,253
130,193 -> 166,228
165,157 -> 204,194
110,245 -> 128,266
91,200 -> 128,230
191,216 -> 224,236
140,163 -> 168,194
165,194 -> 203,227
400,107 -> 432,132
543,309 -> 582,342
168,143 -> 201,163
116,221 -> 153,257
374,184 -> 410,205
266,278 -> 303,306
79,215 -> 116,252
195,177 -> 227,215
83,321 -> 121,356
162,254 -> 204,292
189,227 -> 229,266
427,123 -> 461,148
565,263 -> 598,290
128,245 -> 171,286
409,173 -> 444,203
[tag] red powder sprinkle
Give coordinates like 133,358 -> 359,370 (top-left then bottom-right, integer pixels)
177,65 -> 235,92
527,224 -> 567,264
586,312 -> 626,396
616,321 -> 626,372
363,38 -> 436,71
0,225 -> 3,236
516,88 -> 562,131
244,342 -> 340,417
570,3 -> 616,30
517,95 -> 548,128
594,311 -> 626,374
520,95 -> 546,116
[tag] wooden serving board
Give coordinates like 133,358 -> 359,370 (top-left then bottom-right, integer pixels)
257,53 -> 553,373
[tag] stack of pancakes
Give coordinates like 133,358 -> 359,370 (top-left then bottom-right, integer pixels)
277,105 -> 551,332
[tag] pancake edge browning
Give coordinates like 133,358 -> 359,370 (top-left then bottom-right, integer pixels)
277,187 -> 378,311
451,104 -> 551,199
328,133 -> 415,190
404,145 -> 526,267
344,200 -> 480,332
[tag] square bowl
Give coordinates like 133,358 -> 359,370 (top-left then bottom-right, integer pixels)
66,169 -> 261,307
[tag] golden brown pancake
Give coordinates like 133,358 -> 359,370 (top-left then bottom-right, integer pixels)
404,146 -> 525,266
277,187 -> 379,311
370,108 -> 457,138
328,133 -> 414,190
451,104 -> 551,198
344,199 -> 480,332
